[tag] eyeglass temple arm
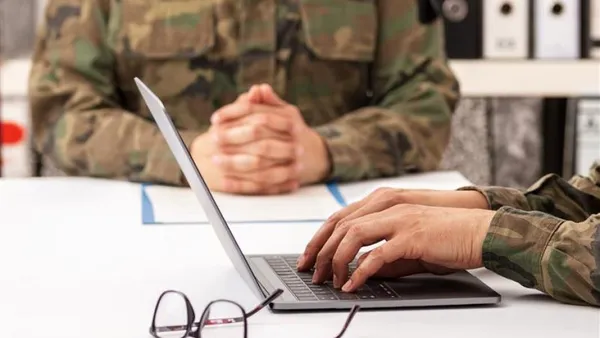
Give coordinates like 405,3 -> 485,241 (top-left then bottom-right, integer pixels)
334,305 -> 361,338
246,289 -> 284,317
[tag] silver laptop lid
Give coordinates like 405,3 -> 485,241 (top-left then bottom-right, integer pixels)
134,77 -> 265,300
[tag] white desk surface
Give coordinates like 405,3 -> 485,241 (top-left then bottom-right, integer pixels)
0,177 -> 598,338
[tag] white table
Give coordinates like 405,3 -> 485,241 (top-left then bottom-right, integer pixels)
0,177 -> 598,338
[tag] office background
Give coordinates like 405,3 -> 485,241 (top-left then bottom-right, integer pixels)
1,0 -> 599,189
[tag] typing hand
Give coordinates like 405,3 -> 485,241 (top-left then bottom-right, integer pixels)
211,84 -> 331,189
296,188 -> 495,291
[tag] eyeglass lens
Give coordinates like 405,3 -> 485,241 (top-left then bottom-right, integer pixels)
198,300 -> 246,338
154,292 -> 191,338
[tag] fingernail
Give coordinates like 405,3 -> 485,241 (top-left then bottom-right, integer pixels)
212,155 -> 221,164
296,162 -> 303,173
296,146 -> 304,156
333,275 -> 339,288
342,279 -> 353,292
312,269 -> 319,283
212,133 -> 219,142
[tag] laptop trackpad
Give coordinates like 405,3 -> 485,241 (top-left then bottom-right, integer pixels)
383,271 -> 494,299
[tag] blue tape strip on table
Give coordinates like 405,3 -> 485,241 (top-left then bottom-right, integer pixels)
141,181 -> 347,225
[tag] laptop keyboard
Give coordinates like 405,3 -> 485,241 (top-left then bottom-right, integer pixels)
265,256 -> 399,301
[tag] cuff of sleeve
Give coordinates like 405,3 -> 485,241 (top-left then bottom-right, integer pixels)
458,186 -> 531,211
140,129 -> 203,186
314,125 -> 370,182
482,206 -> 564,290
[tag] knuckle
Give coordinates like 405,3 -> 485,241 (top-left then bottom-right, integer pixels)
334,220 -> 350,231
389,189 -> 408,204
261,114 -> 273,127
347,224 -> 364,238
250,124 -> 260,139
226,180 -> 239,193
326,211 -> 342,224
331,255 -> 346,269
281,166 -> 294,181
257,170 -> 274,183
315,252 -> 330,267
373,187 -> 392,197
260,140 -> 271,154
289,106 -> 301,118
254,156 -> 267,169
286,143 -> 296,158
393,203 -> 413,212
245,181 -> 261,194
304,242 -> 319,255
352,265 -> 368,280
370,246 -> 385,261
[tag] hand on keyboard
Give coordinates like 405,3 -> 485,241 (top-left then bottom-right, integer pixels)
295,189 -> 496,293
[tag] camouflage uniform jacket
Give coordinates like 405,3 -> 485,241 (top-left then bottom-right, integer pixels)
28,0 -> 459,186
462,161 -> 600,307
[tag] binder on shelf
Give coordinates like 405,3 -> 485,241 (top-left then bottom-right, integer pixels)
575,99 -> 600,176
590,0 -> 600,58
483,0 -> 530,59
441,0 -> 483,59
532,0 -> 581,59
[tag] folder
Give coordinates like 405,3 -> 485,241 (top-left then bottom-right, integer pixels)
533,0 -> 581,59
441,0 -> 483,59
591,0 -> 600,58
140,171 -> 474,225
483,0 -> 530,59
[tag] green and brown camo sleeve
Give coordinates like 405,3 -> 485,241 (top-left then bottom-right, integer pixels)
462,161 -> 600,307
28,0 -> 200,185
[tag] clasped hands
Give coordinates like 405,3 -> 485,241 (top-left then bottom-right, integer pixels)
190,84 -> 330,195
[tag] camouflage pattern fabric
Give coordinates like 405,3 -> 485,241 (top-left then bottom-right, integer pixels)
28,0 -> 459,186
462,160 -> 600,307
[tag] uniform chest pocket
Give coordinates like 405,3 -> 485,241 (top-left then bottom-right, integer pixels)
298,0 -> 377,62
108,0 -> 216,58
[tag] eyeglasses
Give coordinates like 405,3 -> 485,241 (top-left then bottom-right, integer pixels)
149,288 -> 360,338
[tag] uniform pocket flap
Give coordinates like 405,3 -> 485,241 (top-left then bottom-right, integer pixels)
110,0 -> 215,58
298,0 -> 377,62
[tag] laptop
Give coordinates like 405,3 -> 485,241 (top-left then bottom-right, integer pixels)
134,77 -> 501,311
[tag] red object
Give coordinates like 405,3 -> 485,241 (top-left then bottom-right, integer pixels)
1,121 -> 25,145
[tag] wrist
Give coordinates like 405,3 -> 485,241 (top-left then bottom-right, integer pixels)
471,209 -> 496,267
460,191 -> 491,209
305,129 -> 332,184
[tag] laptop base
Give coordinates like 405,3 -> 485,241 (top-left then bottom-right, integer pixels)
247,254 -> 501,311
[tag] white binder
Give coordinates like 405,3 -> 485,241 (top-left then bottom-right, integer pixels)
483,0 -> 529,58
533,0 -> 581,59
591,0 -> 600,58
575,99 -> 600,176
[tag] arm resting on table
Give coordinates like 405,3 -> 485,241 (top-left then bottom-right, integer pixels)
483,208 -> 600,307
460,161 -> 600,223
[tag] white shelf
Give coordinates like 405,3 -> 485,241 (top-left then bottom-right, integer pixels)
2,58 -> 600,98
449,60 -> 600,97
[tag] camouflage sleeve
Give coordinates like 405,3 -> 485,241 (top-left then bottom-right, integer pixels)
460,161 -> 600,222
28,0 -> 201,185
314,1 -> 459,181
468,162 -> 600,306
482,209 -> 600,307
